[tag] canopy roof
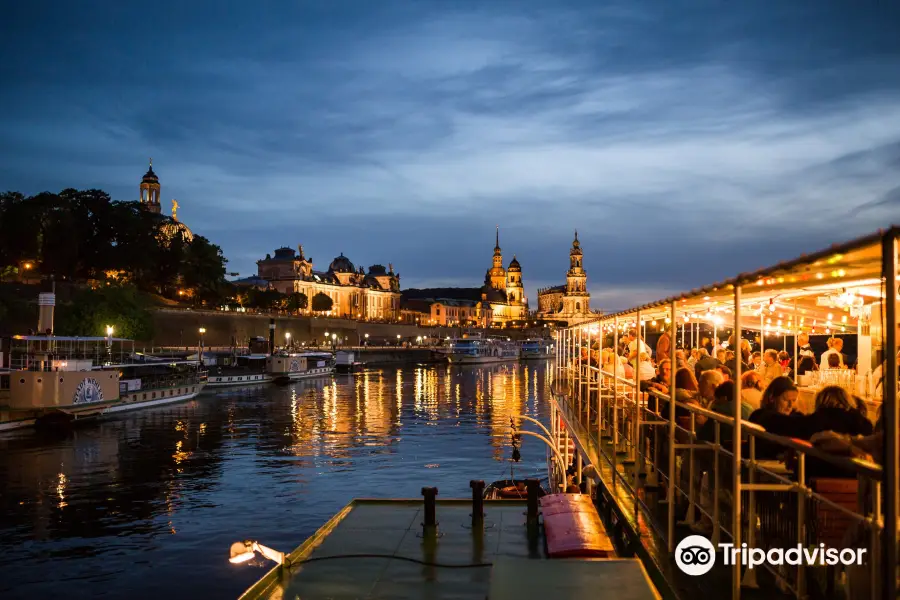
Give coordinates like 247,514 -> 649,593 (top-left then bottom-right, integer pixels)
579,226 -> 899,337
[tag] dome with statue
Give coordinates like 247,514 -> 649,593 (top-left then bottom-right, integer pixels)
328,253 -> 355,273
156,198 -> 194,246
158,218 -> 194,245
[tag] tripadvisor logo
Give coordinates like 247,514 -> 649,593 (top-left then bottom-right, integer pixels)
675,535 -> 867,576
676,535 -> 716,576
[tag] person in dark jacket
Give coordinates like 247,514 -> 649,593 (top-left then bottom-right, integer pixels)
747,376 -> 803,459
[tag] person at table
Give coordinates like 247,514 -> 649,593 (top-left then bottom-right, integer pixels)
796,355 -> 817,377
697,370 -> 725,412
760,349 -> 783,385
646,358 -> 671,394
693,348 -> 720,379
821,336 -> 845,368
800,386 -> 873,479
636,352 -> 656,382
601,349 -> 627,377
624,330 -> 651,361
750,351 -> 762,371
825,352 -> 841,370
748,376 -> 803,459
741,371 -> 764,410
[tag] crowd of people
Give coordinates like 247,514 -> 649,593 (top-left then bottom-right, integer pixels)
582,328 -> 878,468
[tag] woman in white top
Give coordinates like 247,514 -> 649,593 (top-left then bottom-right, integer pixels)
637,352 -> 656,381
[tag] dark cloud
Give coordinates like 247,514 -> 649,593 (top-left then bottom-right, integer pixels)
2,1 -> 899,310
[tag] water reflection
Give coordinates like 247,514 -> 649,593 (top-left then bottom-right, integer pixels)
0,361 -> 553,599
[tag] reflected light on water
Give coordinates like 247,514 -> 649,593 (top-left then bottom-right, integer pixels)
0,361 -> 554,600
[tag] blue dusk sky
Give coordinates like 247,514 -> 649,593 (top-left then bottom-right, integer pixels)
2,1 -> 899,311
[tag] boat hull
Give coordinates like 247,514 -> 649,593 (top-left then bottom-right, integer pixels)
448,355 -> 519,364
0,382 -> 207,432
206,373 -> 272,388
272,367 -> 334,384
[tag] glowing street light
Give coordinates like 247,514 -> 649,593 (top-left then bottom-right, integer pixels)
285,332 -> 291,347
105,325 -> 114,338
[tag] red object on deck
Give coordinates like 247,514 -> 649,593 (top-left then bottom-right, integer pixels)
540,493 -> 615,558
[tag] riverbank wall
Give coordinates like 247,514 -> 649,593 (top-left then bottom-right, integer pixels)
148,308 -> 539,348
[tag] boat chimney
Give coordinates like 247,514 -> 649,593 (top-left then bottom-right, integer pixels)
38,292 -> 55,335
268,318 -> 275,354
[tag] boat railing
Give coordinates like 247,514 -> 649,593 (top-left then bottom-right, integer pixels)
554,364 -> 886,599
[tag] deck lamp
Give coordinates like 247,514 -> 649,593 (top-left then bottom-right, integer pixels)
229,540 -> 286,565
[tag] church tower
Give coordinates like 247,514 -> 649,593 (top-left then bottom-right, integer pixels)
140,159 -> 161,214
506,255 -> 524,304
564,231 -> 589,316
487,226 -> 507,290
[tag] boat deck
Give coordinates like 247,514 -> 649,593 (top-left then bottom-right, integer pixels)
239,499 -> 659,600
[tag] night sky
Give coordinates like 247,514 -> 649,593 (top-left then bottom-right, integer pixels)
2,1 -> 899,311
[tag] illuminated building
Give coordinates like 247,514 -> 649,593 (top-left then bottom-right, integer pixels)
481,227 -> 528,326
255,246 -> 401,321
536,231 -> 594,325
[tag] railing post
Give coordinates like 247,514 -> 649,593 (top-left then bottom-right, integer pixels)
668,301 -> 677,551
633,310 -> 642,508
732,284 -> 743,600
883,231 -> 898,600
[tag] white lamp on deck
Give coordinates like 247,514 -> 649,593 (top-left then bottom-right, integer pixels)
229,540 -> 286,565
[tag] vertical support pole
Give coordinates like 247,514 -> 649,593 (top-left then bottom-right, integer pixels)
634,310 -> 642,483
732,285 -> 743,600
668,301 -> 677,551
613,317 -> 620,459
576,452 -> 583,485
793,300 -> 799,384
760,312 -> 765,356
883,231 -> 898,600
598,321 -> 604,446
586,325 -> 592,424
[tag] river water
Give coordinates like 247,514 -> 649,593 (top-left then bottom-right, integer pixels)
0,361 -> 553,599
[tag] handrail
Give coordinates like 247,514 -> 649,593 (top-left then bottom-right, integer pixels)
642,388 -> 884,479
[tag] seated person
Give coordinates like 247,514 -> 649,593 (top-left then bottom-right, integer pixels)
747,376 -> 803,459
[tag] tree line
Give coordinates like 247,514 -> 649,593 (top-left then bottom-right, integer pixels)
0,188 -> 229,305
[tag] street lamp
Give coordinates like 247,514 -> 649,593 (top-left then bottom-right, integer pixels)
364,333 -> 369,346
285,332 -> 291,349
105,325 -> 114,338
331,333 -> 337,349
198,327 -> 206,366
396,334 -> 401,346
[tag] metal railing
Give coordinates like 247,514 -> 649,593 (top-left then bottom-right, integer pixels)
553,342 -> 889,600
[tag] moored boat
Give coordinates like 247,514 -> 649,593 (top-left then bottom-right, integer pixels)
519,338 -> 553,359
267,351 -> 334,384
206,353 -> 272,388
0,335 -> 206,432
445,335 -> 519,364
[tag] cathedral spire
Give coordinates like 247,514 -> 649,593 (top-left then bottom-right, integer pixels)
495,225 -> 500,251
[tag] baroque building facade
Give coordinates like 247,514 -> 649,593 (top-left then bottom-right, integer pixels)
480,227 -> 528,326
255,246 -> 401,321
536,231 -> 594,325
